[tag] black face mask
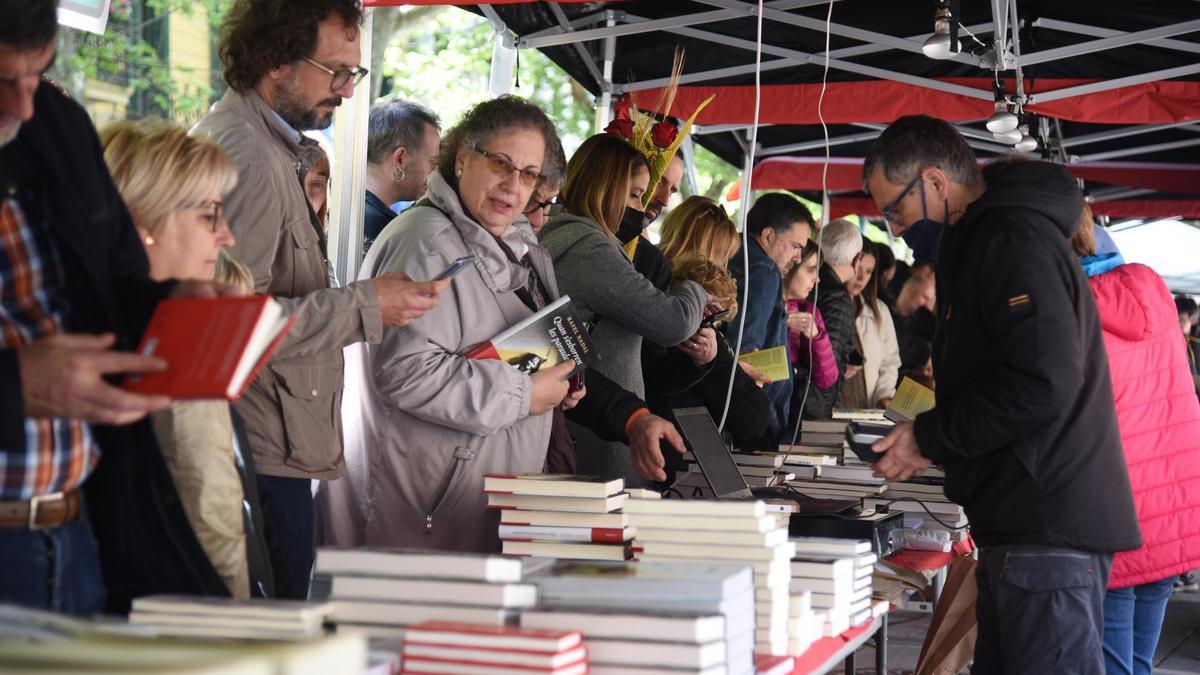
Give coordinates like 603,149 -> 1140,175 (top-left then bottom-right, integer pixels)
899,180 -> 949,263
616,206 -> 645,245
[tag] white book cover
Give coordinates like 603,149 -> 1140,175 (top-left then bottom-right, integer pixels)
488,492 -> 629,514
322,575 -> 536,608
621,498 -> 766,518
330,601 -> 515,627
790,557 -> 855,579
499,509 -> 629,529
638,541 -> 796,563
130,596 -> 331,623
625,513 -> 779,533
315,548 -> 521,583
520,609 -> 725,644
634,527 -> 788,548
586,638 -> 726,669
789,538 -> 871,557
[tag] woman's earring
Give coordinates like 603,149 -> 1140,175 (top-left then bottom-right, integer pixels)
143,234 -> 156,246
455,168 -> 463,177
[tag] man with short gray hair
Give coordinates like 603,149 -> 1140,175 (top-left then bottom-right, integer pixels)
863,114 -> 1140,674
363,99 -> 441,252
801,218 -> 860,420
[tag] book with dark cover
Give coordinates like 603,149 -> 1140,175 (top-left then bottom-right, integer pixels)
466,295 -> 595,376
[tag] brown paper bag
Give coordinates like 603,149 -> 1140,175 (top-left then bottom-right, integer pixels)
915,555 -> 979,675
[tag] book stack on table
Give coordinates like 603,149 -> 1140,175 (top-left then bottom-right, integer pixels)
785,463 -> 888,501
311,549 -> 535,637
484,474 -> 634,561
398,621 -> 587,675
674,452 -> 795,494
869,467 -> 969,539
128,596 -> 333,641
789,539 -> 879,640
624,498 -> 794,657
526,560 -> 756,675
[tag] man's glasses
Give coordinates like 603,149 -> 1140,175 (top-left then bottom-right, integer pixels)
880,172 -> 922,225
475,148 -> 545,189
302,57 -> 368,92
524,197 -> 564,217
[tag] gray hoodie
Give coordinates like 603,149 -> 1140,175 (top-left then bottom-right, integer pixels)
539,213 -> 705,485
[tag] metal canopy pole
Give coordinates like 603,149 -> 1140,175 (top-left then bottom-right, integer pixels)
1034,18 -> 1200,57
738,129 -> 756,231
1077,137 -> 1200,162
1061,120 -> 1200,149
1018,19 -> 1200,66
332,7 -> 373,285
1031,63 -> 1200,103
594,12 -> 616,134
545,2 -> 605,89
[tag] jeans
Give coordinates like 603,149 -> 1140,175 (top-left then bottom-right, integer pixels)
973,544 -> 1113,675
255,474 -> 314,600
0,510 -> 105,615
1102,577 -> 1175,675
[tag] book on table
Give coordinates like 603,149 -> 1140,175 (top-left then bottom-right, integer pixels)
624,512 -> 782,533
497,523 -> 634,544
501,540 -> 633,561
400,620 -> 586,674
636,540 -> 796,563
313,548 -> 522,583
498,509 -> 629,529
400,644 -> 587,672
482,474 -> 624,499
402,621 -> 582,653
585,638 -> 726,670
124,295 -> 293,399
790,537 -> 872,557
737,345 -> 790,383
329,600 -> 516,627
465,295 -> 596,377
520,608 -> 726,644
790,557 -> 855,579
310,574 -> 537,608
633,527 -> 789,548
620,498 -> 766,518
486,492 -> 628,514
884,376 -> 936,423
129,595 -> 331,624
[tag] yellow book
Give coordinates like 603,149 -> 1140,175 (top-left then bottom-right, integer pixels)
738,345 -> 791,383
884,377 -> 936,422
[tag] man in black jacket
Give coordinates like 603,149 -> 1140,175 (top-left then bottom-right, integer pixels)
864,116 -> 1141,674
0,0 -> 232,613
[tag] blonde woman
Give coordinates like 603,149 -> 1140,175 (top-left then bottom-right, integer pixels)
101,120 -> 249,598
657,196 -> 740,267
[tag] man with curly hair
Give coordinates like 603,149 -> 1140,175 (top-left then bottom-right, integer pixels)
195,0 -> 449,599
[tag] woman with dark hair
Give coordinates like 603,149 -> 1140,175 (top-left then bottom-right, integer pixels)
847,241 -> 900,408
540,134 -> 706,485
331,96 -> 575,552
785,242 -> 838,393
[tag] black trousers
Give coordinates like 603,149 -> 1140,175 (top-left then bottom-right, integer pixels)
255,474 -> 314,600
973,544 -> 1113,675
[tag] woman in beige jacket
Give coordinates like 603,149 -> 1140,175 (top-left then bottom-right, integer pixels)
101,121 -> 250,598
330,97 -> 574,553
848,241 -> 901,408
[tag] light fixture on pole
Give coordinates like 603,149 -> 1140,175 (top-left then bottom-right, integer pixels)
986,82 -> 1018,133
921,0 -> 960,60
1014,124 -> 1039,153
993,128 -> 1023,144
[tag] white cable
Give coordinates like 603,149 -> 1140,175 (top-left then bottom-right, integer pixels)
718,0 -> 765,433
784,0 -> 835,454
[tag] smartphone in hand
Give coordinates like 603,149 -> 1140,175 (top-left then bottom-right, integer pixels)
434,255 -> 477,281
700,308 -> 731,328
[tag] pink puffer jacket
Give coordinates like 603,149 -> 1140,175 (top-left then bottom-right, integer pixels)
1090,263 -> 1200,589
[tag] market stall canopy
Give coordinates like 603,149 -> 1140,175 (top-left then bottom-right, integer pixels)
453,0 -> 1199,218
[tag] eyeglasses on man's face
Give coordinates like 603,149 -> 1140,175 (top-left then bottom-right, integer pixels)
880,172 -> 923,225
474,148 -> 545,189
524,196 -> 564,217
302,57 -> 368,92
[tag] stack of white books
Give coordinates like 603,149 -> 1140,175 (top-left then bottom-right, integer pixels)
311,548 -> 534,636
675,452 -> 795,493
787,464 -> 888,501
399,621 -> 587,675
789,539 -> 876,639
128,596 -> 332,641
870,468 -> 968,538
527,560 -> 756,675
485,474 -> 634,561
624,498 -> 793,657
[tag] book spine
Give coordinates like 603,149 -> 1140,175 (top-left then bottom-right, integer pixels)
497,524 -> 626,543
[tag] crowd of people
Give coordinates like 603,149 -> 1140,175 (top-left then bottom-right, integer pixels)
3,2 -> 1200,674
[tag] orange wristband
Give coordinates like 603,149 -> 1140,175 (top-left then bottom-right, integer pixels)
624,407 -> 650,436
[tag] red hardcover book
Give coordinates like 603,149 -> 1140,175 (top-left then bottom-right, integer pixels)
754,653 -> 796,675
497,524 -> 634,544
124,295 -> 293,400
402,621 -> 582,653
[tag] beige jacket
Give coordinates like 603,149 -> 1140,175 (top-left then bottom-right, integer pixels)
194,90 -> 383,479
151,402 -> 249,598
855,297 -> 901,407
321,172 -> 554,553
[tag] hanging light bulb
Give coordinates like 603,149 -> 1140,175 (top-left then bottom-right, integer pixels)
1014,125 -> 1039,153
993,128 -> 1023,144
986,101 -> 1019,133
922,2 -> 959,60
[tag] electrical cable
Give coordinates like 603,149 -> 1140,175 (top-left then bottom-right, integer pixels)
718,0 -> 765,433
877,497 -> 970,531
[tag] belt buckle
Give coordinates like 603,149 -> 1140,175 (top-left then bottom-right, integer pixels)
28,492 -> 64,530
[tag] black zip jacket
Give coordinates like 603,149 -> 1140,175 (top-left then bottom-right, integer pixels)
805,264 -> 856,419
912,160 -> 1141,553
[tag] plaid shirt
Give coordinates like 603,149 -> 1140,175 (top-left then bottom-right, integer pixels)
0,195 -> 97,501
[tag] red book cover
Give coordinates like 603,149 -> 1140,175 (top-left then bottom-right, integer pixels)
124,295 -> 293,400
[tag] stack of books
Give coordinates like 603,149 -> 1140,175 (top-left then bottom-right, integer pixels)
624,498 -> 793,657
789,539 -> 878,638
870,467 -> 968,538
527,560 -> 756,675
398,621 -> 587,675
675,452 -> 795,493
484,474 -> 634,561
128,596 -> 332,640
786,463 -> 888,501
311,548 -> 535,636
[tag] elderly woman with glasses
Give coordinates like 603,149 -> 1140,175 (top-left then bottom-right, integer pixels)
100,120 -> 250,599
329,96 -> 576,553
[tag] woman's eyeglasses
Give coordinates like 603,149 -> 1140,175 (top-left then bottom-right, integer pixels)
474,148 -> 545,189
182,200 -> 225,233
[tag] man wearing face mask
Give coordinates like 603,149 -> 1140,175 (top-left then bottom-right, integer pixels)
726,194 -> 814,443
863,115 -> 1141,674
